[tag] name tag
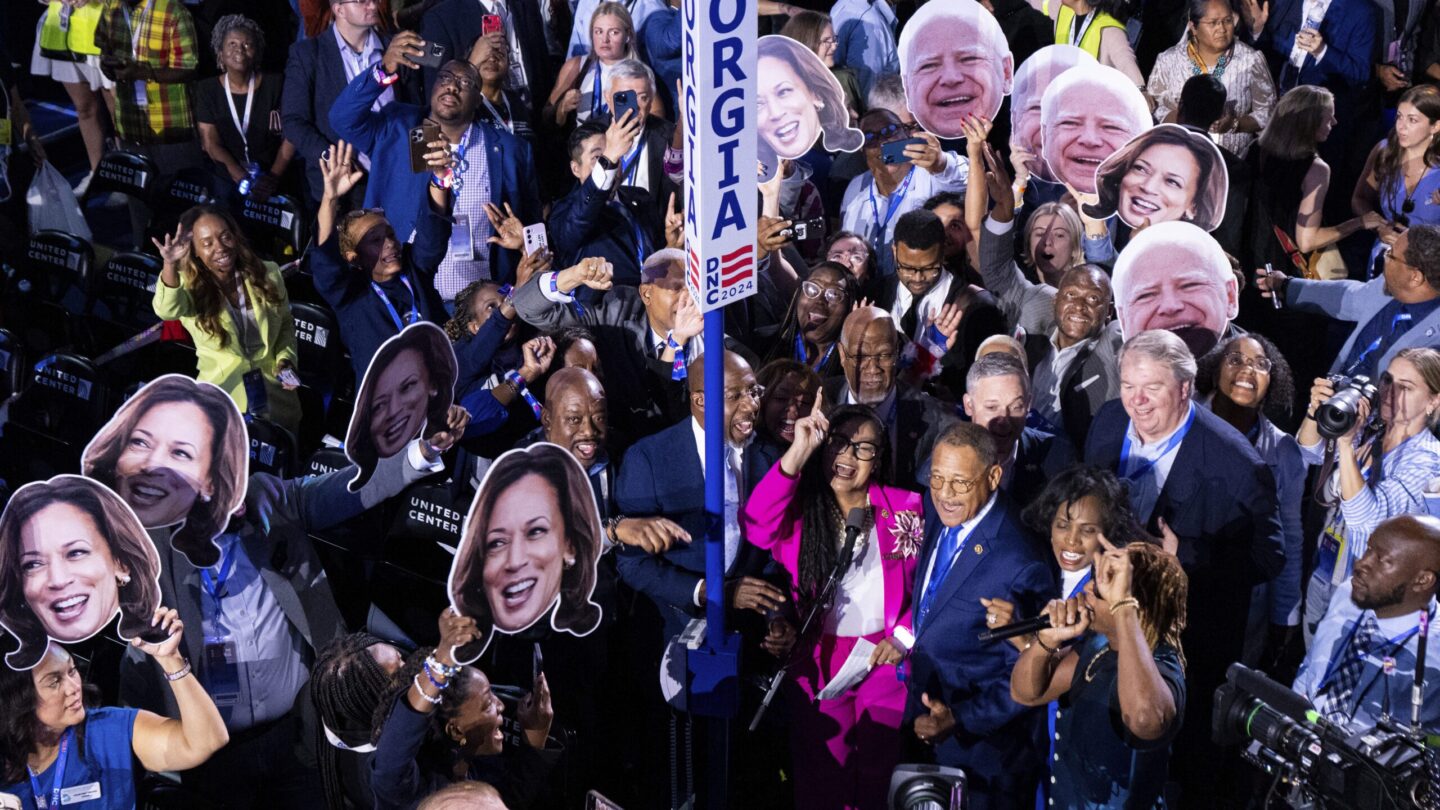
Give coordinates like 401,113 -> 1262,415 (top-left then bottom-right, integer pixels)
60,783 -> 101,805
133,81 -> 148,108
448,214 -> 475,261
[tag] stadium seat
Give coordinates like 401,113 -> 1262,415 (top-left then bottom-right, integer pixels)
79,251 -> 162,356
236,193 -> 309,263
245,415 -> 299,478
84,150 -> 159,207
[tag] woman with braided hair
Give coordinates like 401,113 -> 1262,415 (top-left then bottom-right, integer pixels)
1011,540 -> 1189,809
310,632 -> 406,810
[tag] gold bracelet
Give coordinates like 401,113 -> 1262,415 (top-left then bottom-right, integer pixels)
1110,597 -> 1140,614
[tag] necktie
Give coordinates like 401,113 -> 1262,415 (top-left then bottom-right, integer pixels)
1316,615 -> 1381,724
724,447 -> 743,571
918,524 -> 962,632
901,296 -> 920,340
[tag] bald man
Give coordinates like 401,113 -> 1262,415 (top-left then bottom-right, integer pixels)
1295,515 -> 1440,734
824,307 -> 958,487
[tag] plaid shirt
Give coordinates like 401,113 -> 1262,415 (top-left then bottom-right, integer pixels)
95,0 -> 198,143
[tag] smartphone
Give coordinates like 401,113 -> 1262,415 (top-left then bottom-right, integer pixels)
482,14 -> 503,35
881,137 -> 924,165
409,121 -> 442,174
613,89 -> 641,124
790,217 -> 825,241
532,642 -> 544,685
412,40 -> 447,69
522,223 -> 549,256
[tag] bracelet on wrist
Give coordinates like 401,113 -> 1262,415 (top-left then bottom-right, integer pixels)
422,660 -> 450,692
372,64 -> 400,86
426,653 -> 459,679
605,515 -> 626,544
1036,635 -> 1062,655
163,660 -> 192,682
413,673 -> 443,704
1110,597 -> 1140,614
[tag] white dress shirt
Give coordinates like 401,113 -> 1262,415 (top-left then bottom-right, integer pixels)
891,272 -> 953,342
920,492 -> 998,597
1121,403 -> 1194,521
1031,331 -> 1094,429
826,525 -> 887,637
1290,0 -> 1333,67
690,417 -> 748,605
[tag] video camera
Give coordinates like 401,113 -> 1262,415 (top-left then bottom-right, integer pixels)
1213,664 -> 1432,807
1317,374 -> 1381,440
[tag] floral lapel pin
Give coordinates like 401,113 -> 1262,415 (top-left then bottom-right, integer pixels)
886,511 -> 923,560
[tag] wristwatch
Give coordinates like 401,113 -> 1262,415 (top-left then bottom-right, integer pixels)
595,154 -> 618,171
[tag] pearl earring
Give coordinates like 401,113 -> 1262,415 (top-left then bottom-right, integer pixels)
117,573 -> 131,586
564,556 -> 576,569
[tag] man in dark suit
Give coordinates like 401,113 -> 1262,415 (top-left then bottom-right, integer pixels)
963,352 -> 1075,507
592,59 -> 682,231
906,422 -> 1054,810
1083,329 -> 1285,807
419,0 -> 553,109
512,248 -> 704,436
329,51 -> 541,289
822,306 -> 958,488
281,0 -> 417,205
551,116 -> 672,287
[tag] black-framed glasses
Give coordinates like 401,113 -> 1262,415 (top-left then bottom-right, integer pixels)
826,434 -> 879,461
1223,353 -> 1273,373
436,69 -> 477,92
895,261 -> 943,278
801,280 -> 847,304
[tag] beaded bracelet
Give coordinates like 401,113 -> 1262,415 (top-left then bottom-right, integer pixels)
422,660 -> 450,692
164,660 -> 192,682
413,673 -> 443,704
426,654 -> 458,679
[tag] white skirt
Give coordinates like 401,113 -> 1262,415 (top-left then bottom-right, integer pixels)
29,17 -> 114,92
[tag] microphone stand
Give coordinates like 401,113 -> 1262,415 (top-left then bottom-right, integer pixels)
749,521 -> 862,732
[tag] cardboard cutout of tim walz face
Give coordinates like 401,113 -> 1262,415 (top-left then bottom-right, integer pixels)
899,0 -> 1014,139
447,442 -> 605,663
1040,63 -> 1153,195
1082,124 -> 1230,231
758,34 -> 863,182
81,374 -> 249,569
345,322 -> 459,493
1113,220 -> 1239,358
1010,45 -> 1096,181
0,476 -> 166,670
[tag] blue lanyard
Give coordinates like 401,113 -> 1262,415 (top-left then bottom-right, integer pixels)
867,167 -> 916,243
1066,568 -> 1093,599
589,63 -> 605,116
27,728 -> 71,810
609,199 -> 648,269
1119,404 -> 1195,482
619,137 -> 644,185
1317,607 -> 1431,692
450,126 -> 474,195
371,276 -> 419,331
1345,308 -> 1413,376
200,542 -> 239,616
793,333 -> 835,371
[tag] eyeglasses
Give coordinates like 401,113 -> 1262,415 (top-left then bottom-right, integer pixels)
723,384 -> 766,404
1223,353 -> 1273,373
895,261 -> 943,278
927,473 -> 985,496
1382,243 -> 1415,267
855,351 -> 897,369
826,434 -> 880,461
436,70 -> 477,92
863,123 -> 906,146
827,247 -> 868,264
801,280 -> 848,305
1196,15 -> 1236,29
819,35 -> 837,46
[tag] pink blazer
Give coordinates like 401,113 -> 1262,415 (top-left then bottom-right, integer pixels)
741,460 -> 924,640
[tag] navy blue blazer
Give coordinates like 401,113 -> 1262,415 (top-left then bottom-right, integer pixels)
906,493 -> 1053,789
281,25 -> 420,201
614,418 -> 782,638
328,70 -> 542,286
549,175 -> 655,287
1256,0 -> 1379,91
418,0 -> 554,107
1008,426 -> 1076,508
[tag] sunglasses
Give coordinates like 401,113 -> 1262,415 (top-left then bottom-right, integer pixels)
863,123 -> 907,145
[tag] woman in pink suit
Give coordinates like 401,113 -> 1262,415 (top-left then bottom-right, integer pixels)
742,401 -> 924,810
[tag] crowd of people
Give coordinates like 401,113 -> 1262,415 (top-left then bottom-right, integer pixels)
4,0 -> 1440,807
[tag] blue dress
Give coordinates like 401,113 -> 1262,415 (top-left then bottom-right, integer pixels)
1369,142 -> 1440,272
2,708 -> 138,810
1050,636 -> 1185,809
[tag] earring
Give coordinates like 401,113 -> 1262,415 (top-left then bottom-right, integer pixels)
117,573 -> 131,586
200,493 -> 212,503
816,101 -> 825,110
564,556 -> 576,569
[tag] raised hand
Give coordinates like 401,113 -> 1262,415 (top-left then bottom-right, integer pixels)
981,144 -> 1015,215
424,404 -> 472,457
961,115 -> 993,158
932,302 -> 964,351
382,31 -> 426,74
515,247 -> 553,291
1253,265 -> 1288,300
436,606 -> 482,668
559,256 -> 614,292
423,134 -> 455,178
604,108 -> 644,163
671,288 -> 703,343
519,335 -> 557,381
518,671 -> 554,749
132,606 -> 185,663
1094,545 -> 1134,604
319,140 -> 365,201
665,191 -> 685,249
757,216 -> 792,259
484,202 -> 525,250
1037,596 -> 1091,649
151,222 -> 192,266
914,693 -> 956,744
905,130 -> 947,175
780,393 -> 829,475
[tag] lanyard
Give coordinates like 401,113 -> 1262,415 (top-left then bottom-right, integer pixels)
619,137 -> 644,185
1068,10 -> 1097,48
371,276 -> 419,331
610,199 -> 647,269
27,729 -> 71,810
1119,404 -> 1195,482
221,73 -> 257,166
1066,568 -> 1093,599
868,167 -> 916,244
589,62 -> 605,116
1318,607 -> 1432,692
480,93 -> 513,133
793,333 -> 835,371
122,0 -> 152,62
1345,308 -> 1413,376
201,543 -> 238,608
450,125 -> 474,195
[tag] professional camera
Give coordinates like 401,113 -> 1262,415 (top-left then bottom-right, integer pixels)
1213,664 -> 1432,807
888,764 -> 966,810
1316,374 -> 1381,440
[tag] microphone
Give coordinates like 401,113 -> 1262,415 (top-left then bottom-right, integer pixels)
978,614 -> 1052,642
838,507 -> 866,570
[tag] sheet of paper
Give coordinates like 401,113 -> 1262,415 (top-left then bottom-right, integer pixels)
816,638 -> 876,701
